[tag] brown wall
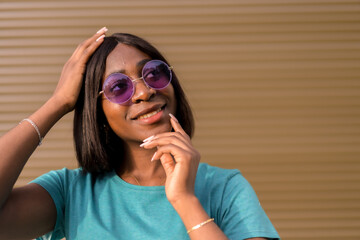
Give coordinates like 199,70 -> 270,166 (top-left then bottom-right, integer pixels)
1,1 -> 360,239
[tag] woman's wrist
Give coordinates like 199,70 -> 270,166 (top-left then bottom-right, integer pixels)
170,195 -> 228,239
170,194 -> 209,228
170,193 -> 198,211
47,94 -> 74,117
26,95 -> 70,140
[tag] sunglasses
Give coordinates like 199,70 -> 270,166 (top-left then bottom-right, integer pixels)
99,60 -> 173,104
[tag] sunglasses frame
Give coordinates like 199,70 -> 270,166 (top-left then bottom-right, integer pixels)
99,60 -> 173,104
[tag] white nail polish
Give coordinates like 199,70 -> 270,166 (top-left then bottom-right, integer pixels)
169,113 -> 178,123
151,152 -> 157,161
143,135 -> 155,142
96,34 -> 105,42
96,27 -> 108,34
139,142 -> 148,147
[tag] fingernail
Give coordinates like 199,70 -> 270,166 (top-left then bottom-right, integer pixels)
139,142 -> 149,147
169,113 -> 178,123
143,135 -> 155,142
151,152 -> 157,161
96,34 -> 105,42
96,27 -> 108,34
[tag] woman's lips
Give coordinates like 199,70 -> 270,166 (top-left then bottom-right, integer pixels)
131,103 -> 165,120
136,106 -> 166,124
138,107 -> 162,120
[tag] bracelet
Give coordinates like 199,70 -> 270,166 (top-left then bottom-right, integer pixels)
20,118 -> 43,146
187,218 -> 214,234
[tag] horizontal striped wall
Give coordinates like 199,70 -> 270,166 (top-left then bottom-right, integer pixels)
0,1 -> 360,239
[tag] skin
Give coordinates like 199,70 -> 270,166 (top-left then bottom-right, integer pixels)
0,29 -> 267,240
102,44 -> 176,143
101,44 -> 177,184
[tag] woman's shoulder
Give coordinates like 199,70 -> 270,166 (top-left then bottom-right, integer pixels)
30,167 -> 98,191
197,162 -> 242,182
195,162 -> 250,195
34,167 -> 84,182
195,163 -> 257,210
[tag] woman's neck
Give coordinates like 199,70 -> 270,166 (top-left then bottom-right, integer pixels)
116,141 -> 166,186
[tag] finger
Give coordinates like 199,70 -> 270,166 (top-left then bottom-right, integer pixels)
151,144 -> 192,163
78,34 -> 105,62
143,131 -> 189,143
73,27 -> 108,57
169,113 -> 189,139
140,134 -> 191,150
156,153 -> 176,177
79,27 -> 108,50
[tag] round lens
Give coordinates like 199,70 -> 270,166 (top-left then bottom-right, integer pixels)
103,73 -> 134,104
142,60 -> 172,90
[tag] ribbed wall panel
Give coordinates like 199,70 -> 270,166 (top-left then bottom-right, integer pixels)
1,1 -> 360,239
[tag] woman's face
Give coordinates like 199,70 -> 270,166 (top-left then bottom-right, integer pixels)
101,43 -> 176,143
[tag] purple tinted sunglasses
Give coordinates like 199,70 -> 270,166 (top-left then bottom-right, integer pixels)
99,60 -> 173,104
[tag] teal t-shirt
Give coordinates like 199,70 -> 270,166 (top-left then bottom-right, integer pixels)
31,163 -> 280,240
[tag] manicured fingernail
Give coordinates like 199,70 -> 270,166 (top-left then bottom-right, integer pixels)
151,152 -> 157,161
96,34 -> 105,42
169,113 -> 178,123
139,142 -> 149,147
143,135 -> 155,142
96,27 -> 108,34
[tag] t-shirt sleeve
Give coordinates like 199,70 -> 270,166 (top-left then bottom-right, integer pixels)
219,172 -> 280,240
30,168 -> 71,240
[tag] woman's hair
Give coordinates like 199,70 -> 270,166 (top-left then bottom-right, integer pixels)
73,33 -> 194,174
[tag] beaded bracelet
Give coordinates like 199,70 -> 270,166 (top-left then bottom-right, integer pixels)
20,118 -> 43,146
187,218 -> 214,234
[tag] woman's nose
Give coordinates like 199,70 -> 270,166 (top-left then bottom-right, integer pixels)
131,78 -> 156,103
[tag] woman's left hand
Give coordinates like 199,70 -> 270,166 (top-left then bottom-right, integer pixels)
141,114 -> 201,204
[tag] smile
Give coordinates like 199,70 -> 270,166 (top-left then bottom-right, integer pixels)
138,107 -> 162,120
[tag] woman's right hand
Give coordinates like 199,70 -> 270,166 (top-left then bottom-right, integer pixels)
52,27 -> 108,114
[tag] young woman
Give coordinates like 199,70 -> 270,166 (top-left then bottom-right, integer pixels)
0,28 -> 280,240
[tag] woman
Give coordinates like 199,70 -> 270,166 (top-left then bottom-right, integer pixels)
0,28 -> 280,240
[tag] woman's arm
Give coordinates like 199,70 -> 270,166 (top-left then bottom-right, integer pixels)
142,115 -> 272,240
0,27 -> 107,239
141,114 -> 229,239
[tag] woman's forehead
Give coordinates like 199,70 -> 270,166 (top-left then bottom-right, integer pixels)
104,44 -> 150,78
